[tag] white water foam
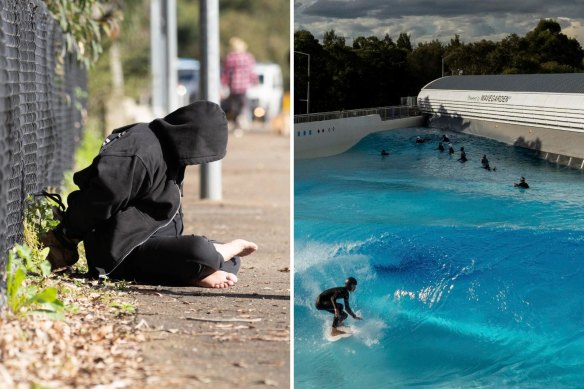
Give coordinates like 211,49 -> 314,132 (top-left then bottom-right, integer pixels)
351,316 -> 388,347
319,313 -> 388,348
294,239 -> 370,273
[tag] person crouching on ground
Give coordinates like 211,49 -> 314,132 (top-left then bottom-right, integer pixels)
315,277 -> 362,336
41,101 -> 257,288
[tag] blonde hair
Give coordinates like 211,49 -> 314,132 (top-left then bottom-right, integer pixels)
229,37 -> 248,53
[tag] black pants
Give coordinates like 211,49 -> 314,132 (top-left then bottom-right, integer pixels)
226,93 -> 247,119
316,302 -> 348,328
111,213 -> 240,285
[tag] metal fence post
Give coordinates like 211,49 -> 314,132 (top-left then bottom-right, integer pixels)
199,0 -> 222,200
150,0 -> 178,116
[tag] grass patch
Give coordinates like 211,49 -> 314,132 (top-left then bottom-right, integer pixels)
63,122 -> 103,197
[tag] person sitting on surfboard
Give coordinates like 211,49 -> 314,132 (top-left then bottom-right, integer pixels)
315,277 -> 362,336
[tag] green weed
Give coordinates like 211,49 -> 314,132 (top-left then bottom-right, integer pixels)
6,244 -> 64,319
25,195 -> 61,235
110,301 -> 136,315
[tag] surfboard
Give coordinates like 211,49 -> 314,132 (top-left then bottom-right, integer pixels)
325,326 -> 353,342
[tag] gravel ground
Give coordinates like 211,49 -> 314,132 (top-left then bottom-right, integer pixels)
129,130 -> 290,388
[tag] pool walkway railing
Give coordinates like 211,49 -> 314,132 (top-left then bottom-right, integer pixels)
294,105 -> 422,124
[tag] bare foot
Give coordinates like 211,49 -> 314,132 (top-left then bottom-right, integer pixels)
193,270 -> 238,289
214,239 -> 258,261
331,327 -> 347,337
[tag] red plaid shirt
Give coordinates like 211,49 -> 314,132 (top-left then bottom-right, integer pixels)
221,51 -> 257,95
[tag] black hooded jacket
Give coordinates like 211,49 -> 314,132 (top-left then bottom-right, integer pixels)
62,101 -> 228,275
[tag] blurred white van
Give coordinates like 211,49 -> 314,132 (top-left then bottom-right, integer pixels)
247,63 -> 283,122
177,59 -> 284,124
177,58 -> 200,104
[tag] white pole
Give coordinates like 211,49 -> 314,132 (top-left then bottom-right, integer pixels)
150,0 -> 165,117
151,0 -> 178,115
199,0 -> 222,200
166,0 -> 179,112
294,51 -> 310,114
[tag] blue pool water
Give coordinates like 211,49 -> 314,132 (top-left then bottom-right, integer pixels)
294,128 -> 584,388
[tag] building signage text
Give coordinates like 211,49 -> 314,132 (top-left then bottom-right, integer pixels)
467,94 -> 511,103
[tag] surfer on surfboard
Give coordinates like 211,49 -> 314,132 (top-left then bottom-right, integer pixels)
315,277 -> 362,337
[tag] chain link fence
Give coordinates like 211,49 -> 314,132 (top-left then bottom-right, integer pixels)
0,0 -> 87,304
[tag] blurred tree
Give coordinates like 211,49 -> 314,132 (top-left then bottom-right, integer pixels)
294,19 -> 584,114
217,0 -> 290,88
87,0 -> 149,133
397,32 -> 412,52
323,30 -> 346,50
408,40 -> 444,87
466,40 -> 498,75
294,30 -> 330,114
525,19 -> 584,69
87,0 -> 289,131
382,34 -> 396,49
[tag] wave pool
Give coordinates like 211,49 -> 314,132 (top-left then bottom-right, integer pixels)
294,128 -> 584,388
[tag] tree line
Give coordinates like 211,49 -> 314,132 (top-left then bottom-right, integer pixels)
294,19 -> 584,115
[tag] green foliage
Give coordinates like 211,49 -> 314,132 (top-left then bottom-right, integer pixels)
295,19 -> 584,113
110,301 -> 136,315
6,245 -> 64,319
43,0 -> 124,67
323,30 -> 346,50
396,33 -> 412,52
25,197 -> 61,236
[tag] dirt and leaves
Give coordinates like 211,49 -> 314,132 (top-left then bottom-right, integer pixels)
1,195 -> 148,388
0,277 -> 148,388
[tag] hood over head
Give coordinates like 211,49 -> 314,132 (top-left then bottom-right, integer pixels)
150,101 -> 228,166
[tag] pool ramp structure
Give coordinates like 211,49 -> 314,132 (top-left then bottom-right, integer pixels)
418,73 -> 584,169
294,106 -> 425,159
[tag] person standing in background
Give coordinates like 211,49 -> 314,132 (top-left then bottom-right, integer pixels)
221,37 -> 258,130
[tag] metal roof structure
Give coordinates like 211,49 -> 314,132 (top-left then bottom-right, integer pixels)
423,73 -> 584,94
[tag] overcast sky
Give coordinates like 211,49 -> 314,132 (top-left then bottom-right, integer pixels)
294,0 -> 584,46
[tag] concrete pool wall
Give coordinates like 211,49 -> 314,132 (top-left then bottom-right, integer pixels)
295,113 -> 424,159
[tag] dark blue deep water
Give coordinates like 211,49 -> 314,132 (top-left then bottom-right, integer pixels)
294,128 -> 584,388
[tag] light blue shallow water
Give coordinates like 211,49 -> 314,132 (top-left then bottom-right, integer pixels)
294,128 -> 584,388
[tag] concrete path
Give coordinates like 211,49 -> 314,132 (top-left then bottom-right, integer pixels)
130,130 -> 290,388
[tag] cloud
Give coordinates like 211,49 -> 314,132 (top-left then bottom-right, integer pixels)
301,0 -> 584,19
560,18 -> 584,44
295,0 -> 584,45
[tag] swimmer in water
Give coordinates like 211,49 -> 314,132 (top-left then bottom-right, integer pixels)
448,143 -> 455,155
458,146 -> 468,162
437,142 -> 445,152
442,134 -> 450,142
514,176 -> 529,188
481,154 -> 491,170
415,136 -> 426,144
315,277 -> 362,336
381,149 -> 389,156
